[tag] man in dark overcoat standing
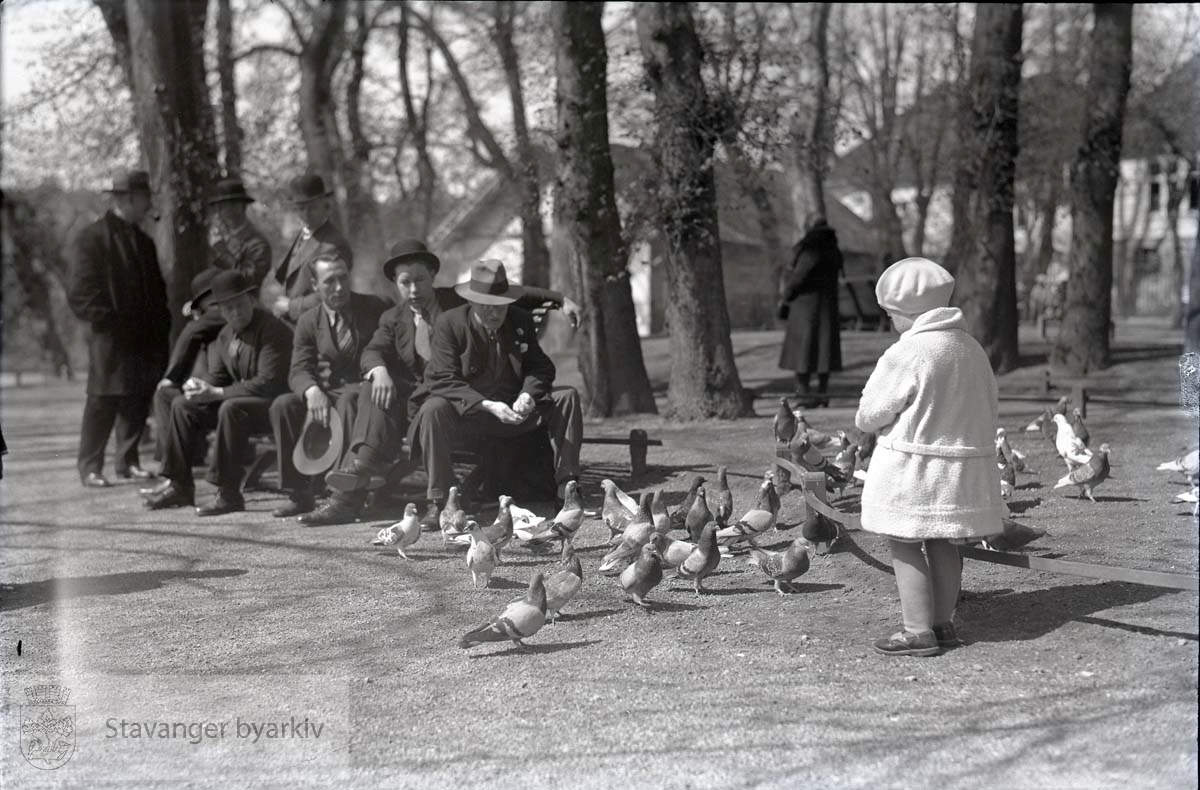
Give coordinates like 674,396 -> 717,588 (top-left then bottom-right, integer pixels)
270,174 -> 354,325
67,170 -> 170,487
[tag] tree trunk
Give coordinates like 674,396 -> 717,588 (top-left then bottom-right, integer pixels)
1164,164 -> 1188,325
912,192 -> 932,256
946,2 -> 1022,372
636,2 -> 750,420
297,1 -> 347,205
1035,178 -> 1059,275
398,3 -> 437,237
341,1 -> 386,294
123,0 -> 220,340
553,2 -> 656,417
494,1 -> 552,288
792,2 -> 832,223
1052,3 -> 1132,373
216,0 -> 242,176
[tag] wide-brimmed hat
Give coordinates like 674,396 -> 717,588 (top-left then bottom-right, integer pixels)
292,407 -> 344,476
454,259 -> 524,305
103,170 -> 152,195
383,238 -> 441,280
288,174 -> 333,205
182,268 -> 220,317
875,257 -> 956,315
208,178 -> 255,205
207,270 -> 256,304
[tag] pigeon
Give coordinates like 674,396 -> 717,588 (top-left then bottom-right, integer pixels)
440,486 -> 468,542
832,432 -> 857,478
465,521 -> 498,589
1070,408 -> 1090,447
459,572 -> 547,649
995,427 -> 1028,473
1054,442 -> 1111,503
1156,449 -> 1199,483
1052,395 -> 1071,415
716,478 -> 779,549
670,476 -> 706,530
773,397 -> 798,444
684,486 -> 713,543
1052,413 -> 1092,471
747,537 -> 811,594
520,480 -> 584,548
600,479 -> 636,543
544,543 -> 584,624
979,519 -> 1047,551
650,489 -> 672,535
800,504 -> 841,555
790,434 -> 849,495
711,466 -> 734,527
371,502 -> 422,559
796,411 -> 832,447
449,495 -> 515,560
620,543 -> 664,609
998,456 -> 1017,501
673,522 -> 721,596
599,492 -> 656,575
1025,409 -> 1057,445
650,532 -> 696,567
857,431 -> 877,466
1173,486 -> 1199,516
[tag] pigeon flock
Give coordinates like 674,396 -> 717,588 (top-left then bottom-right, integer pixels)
367,393 -> 1195,652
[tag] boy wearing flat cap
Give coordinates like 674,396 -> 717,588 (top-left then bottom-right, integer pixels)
854,257 -> 1005,657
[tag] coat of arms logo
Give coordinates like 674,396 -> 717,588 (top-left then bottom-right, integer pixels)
20,685 -> 75,769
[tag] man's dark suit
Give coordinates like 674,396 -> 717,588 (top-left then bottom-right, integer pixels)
269,292 -> 389,497
407,304 -> 582,502
273,221 -> 355,324
160,309 -> 292,492
152,310 -> 225,463
67,210 -> 170,481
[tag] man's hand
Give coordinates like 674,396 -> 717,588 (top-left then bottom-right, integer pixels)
183,377 -> 220,403
305,385 -> 331,427
156,378 -> 174,391
512,391 -> 536,418
560,297 -> 582,329
272,295 -> 290,318
481,399 -> 524,425
367,366 -> 395,410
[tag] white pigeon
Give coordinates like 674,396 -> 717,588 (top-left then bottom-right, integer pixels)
1157,449 -> 1199,483
465,522 -> 498,589
995,427 -> 1028,473
1052,413 -> 1092,471
371,502 -> 422,559
1173,486 -> 1199,516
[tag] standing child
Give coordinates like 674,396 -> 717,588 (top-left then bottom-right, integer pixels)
856,257 -> 1005,656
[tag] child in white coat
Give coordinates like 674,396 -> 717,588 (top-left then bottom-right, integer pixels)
856,257 -> 1005,656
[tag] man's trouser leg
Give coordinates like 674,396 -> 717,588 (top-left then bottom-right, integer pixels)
112,386 -> 154,474
348,383 -> 407,470
152,385 -> 181,465
209,396 -> 273,492
161,395 -> 218,488
269,393 -> 310,498
331,385 -> 361,470
546,386 -> 583,486
78,394 -> 119,480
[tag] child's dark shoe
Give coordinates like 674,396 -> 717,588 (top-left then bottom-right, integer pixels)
932,622 -> 962,648
873,630 -> 941,657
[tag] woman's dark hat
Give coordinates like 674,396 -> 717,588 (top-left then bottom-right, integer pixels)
207,270 -> 256,304
293,407 -> 344,476
103,170 -> 152,194
182,268 -> 220,317
383,238 -> 441,280
288,174 -> 333,205
208,178 -> 255,205
454,259 -> 524,305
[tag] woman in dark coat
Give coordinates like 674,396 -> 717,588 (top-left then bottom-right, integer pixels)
778,216 -> 843,407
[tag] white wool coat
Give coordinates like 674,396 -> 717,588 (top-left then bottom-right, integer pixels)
855,307 -> 1005,540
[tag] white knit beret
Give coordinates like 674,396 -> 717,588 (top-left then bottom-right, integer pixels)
875,257 -> 956,314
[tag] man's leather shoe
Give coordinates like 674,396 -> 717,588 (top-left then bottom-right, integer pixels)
419,501 -> 442,532
325,458 -> 386,494
196,490 -> 245,517
82,472 -> 112,488
116,466 -> 156,480
139,479 -> 173,498
144,483 -> 194,510
298,500 -> 358,526
272,495 -> 315,518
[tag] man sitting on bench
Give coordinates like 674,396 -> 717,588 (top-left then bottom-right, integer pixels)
406,259 -> 583,530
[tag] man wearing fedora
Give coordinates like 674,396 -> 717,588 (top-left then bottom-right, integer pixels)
145,271 -> 293,516
268,254 -> 389,519
308,240 -> 582,526
404,259 -> 583,523
270,174 -> 354,325
207,177 -> 273,289
68,170 -> 171,488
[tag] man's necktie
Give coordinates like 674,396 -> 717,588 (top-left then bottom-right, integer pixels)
228,337 -> 243,369
413,311 -> 431,361
333,313 -> 354,354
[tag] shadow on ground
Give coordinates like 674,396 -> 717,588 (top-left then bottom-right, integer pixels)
0,568 -> 248,611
